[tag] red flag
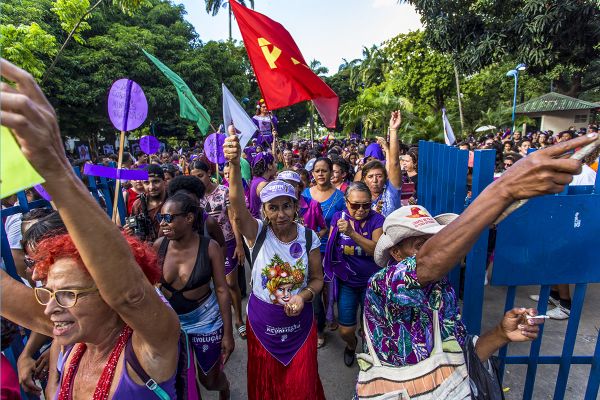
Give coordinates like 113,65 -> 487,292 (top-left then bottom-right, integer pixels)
230,1 -> 339,128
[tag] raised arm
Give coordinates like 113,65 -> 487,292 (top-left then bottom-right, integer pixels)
0,60 -> 180,353
387,110 -> 402,188
0,269 -> 51,336
415,134 -> 597,285
224,125 -> 258,243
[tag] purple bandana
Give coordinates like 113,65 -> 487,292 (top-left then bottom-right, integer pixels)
247,294 -> 313,366
189,326 -> 223,374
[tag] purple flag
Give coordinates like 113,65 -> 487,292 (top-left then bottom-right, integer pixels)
84,164 -> 148,181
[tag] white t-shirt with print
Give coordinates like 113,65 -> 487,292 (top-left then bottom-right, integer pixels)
246,220 -> 319,305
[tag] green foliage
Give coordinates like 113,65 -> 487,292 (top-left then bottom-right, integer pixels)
382,31 -> 455,117
0,23 -> 58,78
51,0 -> 92,44
339,83 -> 412,136
205,0 -> 254,16
400,0 -> 600,97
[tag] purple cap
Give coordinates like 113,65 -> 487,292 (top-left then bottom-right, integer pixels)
259,180 -> 297,203
277,170 -> 301,183
251,151 -> 274,168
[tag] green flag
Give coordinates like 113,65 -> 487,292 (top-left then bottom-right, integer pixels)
142,49 -> 211,135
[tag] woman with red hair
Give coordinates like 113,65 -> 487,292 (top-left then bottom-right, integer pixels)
0,59 -> 180,399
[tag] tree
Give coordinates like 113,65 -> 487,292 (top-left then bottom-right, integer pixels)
400,0 -> 600,97
382,31 -> 455,118
204,0 -> 255,40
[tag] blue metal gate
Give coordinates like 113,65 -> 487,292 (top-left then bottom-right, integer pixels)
417,140 -> 600,400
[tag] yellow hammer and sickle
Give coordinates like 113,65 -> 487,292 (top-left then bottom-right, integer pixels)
258,38 -> 282,69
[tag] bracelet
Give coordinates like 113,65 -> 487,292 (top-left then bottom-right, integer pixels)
302,286 -> 316,301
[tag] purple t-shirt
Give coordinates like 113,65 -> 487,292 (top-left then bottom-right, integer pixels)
330,210 -> 384,288
249,176 -> 267,218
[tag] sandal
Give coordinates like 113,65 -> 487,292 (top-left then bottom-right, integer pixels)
236,323 -> 247,340
317,336 -> 326,349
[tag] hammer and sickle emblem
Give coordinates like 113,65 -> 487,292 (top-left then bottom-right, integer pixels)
258,38 -> 282,69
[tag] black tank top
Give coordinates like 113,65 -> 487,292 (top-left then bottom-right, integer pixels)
158,236 -> 212,314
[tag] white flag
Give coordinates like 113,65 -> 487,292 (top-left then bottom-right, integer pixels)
222,83 -> 257,149
442,108 -> 456,146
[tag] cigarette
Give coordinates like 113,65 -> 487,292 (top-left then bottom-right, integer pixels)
526,315 -> 550,319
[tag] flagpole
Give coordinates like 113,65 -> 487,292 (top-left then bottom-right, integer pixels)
112,131 -> 126,223
442,109 -> 448,145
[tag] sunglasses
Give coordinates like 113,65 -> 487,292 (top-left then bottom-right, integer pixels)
34,286 -> 98,308
346,201 -> 371,211
156,213 -> 187,223
24,255 -> 35,269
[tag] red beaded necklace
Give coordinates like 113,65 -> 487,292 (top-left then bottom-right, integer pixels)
57,325 -> 133,400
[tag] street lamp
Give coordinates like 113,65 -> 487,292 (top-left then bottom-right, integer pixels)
506,63 -> 527,134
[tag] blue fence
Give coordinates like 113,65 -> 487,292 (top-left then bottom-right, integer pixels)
417,140 -> 600,400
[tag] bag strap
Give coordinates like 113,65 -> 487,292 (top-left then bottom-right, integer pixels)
362,309 -> 440,366
304,226 -> 313,255
251,223 -> 269,266
125,337 -> 172,399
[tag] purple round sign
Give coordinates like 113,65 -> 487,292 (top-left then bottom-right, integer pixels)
139,135 -> 160,154
107,79 -> 148,132
289,242 -> 303,259
34,184 -> 52,202
204,133 -> 226,164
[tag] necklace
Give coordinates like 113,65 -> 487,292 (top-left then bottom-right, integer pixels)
57,325 -> 132,400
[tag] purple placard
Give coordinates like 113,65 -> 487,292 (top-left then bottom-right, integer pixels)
34,184 -> 52,202
204,133 -> 226,164
107,79 -> 148,132
139,135 -> 160,154
83,164 -> 149,181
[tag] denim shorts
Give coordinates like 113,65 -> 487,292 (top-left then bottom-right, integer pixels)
337,281 -> 366,327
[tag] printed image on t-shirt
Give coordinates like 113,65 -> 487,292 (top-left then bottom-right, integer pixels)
261,254 -> 305,305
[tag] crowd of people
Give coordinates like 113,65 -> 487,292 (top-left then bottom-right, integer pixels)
1,58 -> 599,399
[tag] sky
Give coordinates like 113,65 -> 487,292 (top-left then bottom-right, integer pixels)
177,0 -> 422,75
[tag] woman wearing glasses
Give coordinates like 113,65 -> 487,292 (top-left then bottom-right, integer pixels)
325,182 -> 384,367
0,60 -> 180,399
154,193 -> 234,399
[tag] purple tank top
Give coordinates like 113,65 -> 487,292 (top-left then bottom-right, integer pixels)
249,176 -> 267,218
55,337 -> 177,400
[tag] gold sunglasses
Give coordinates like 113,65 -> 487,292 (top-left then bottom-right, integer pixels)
34,286 -> 98,308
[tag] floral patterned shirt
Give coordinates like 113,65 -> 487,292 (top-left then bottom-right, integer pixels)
200,185 -> 234,242
364,256 -> 467,366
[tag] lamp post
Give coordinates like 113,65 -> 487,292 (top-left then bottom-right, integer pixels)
506,63 -> 527,134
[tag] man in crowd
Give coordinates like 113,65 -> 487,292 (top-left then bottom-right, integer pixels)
125,164 -> 167,242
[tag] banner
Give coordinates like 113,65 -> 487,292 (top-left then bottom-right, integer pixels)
222,83 -> 257,149
442,108 -> 456,146
230,1 -> 339,128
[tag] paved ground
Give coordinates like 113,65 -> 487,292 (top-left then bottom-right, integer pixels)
200,265 -> 600,400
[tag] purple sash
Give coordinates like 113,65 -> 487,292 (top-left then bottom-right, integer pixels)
247,294 -> 313,366
189,326 -> 223,374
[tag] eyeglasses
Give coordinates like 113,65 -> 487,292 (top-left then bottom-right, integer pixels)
346,201 -> 371,211
34,286 -> 98,308
504,162 -> 513,167
155,213 -> 186,224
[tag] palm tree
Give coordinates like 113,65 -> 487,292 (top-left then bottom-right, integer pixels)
306,60 -> 329,143
205,0 -> 255,40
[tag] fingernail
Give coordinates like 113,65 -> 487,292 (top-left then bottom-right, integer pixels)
518,324 -> 524,329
